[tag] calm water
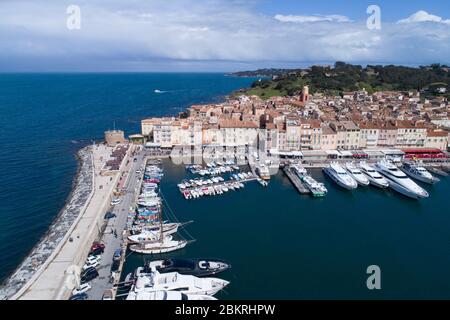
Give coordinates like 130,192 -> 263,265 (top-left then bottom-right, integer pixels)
122,160 -> 450,299
0,73 -> 255,282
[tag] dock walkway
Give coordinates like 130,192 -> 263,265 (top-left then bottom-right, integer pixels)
283,167 -> 310,194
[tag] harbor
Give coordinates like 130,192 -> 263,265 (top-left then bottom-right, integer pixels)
3,138 -> 449,300
118,156 -> 450,299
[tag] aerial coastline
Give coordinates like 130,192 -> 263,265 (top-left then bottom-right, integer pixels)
1,65 -> 449,300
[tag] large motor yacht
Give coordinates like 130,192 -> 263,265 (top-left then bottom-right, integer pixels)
358,161 -> 389,188
323,162 -> 358,190
375,160 -> 429,199
401,162 -> 440,185
345,162 -> 370,186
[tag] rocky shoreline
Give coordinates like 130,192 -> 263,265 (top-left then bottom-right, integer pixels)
0,146 -> 94,300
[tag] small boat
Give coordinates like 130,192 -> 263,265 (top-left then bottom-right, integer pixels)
257,178 -> 268,187
147,258 -> 231,277
401,162 -> 440,184
427,166 -> 448,177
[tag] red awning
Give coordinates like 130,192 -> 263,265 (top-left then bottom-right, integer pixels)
401,148 -> 442,154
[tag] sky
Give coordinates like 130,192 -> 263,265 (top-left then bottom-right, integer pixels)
0,0 -> 449,72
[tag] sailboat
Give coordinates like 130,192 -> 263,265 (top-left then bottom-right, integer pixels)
129,194 -> 194,254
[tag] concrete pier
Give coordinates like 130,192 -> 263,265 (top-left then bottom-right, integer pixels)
283,167 -> 310,194
8,143 -> 138,300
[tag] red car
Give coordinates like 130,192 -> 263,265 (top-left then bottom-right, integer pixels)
91,242 -> 105,252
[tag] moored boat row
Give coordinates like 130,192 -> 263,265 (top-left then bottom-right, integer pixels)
321,160 -> 441,200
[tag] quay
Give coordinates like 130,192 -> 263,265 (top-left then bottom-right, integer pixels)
282,166 -> 310,195
8,142 -> 144,300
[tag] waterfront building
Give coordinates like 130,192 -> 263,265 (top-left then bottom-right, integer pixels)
395,120 -> 427,148
358,122 -> 380,149
320,126 -> 338,151
425,129 -> 449,150
330,121 -> 360,150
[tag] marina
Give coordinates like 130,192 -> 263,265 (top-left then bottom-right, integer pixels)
118,157 -> 450,299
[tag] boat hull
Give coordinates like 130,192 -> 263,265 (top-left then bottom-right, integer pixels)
403,170 -> 439,185
323,167 -> 357,190
129,240 -> 188,254
366,176 -> 389,189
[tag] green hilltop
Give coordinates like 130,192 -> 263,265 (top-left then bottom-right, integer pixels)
231,62 -> 450,99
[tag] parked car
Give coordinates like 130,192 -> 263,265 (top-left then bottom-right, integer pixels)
72,283 -> 91,295
83,260 -> 100,270
81,268 -> 99,284
86,255 -> 101,264
89,247 -> 104,256
110,198 -> 121,206
69,293 -> 88,300
104,212 -> 117,220
90,242 -> 105,251
113,249 -> 122,260
102,289 -> 113,300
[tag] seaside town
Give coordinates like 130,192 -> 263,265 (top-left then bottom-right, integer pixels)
141,87 -> 449,157
1,85 -> 449,301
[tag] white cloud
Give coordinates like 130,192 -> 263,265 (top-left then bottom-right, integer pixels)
274,14 -> 350,23
398,10 -> 450,25
0,1 -> 449,71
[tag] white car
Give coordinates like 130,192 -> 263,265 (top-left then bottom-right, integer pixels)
110,198 -> 121,206
72,283 -> 91,295
83,260 -> 100,270
86,255 -> 101,264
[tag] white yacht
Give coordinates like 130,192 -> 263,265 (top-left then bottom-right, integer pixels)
128,225 -> 180,243
345,162 -> 370,186
137,199 -> 160,207
126,290 -> 217,300
302,175 -> 328,197
401,162 -> 440,185
127,268 -> 229,297
257,164 -> 271,180
323,162 -> 358,190
129,237 -> 191,254
358,161 -> 389,188
375,160 -> 429,199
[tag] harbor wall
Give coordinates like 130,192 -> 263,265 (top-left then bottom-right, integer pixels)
54,145 -> 133,300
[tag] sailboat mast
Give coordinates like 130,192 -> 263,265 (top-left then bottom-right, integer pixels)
159,201 -> 163,243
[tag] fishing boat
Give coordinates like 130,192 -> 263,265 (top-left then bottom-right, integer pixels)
401,162 -> 440,184
147,258 -> 231,277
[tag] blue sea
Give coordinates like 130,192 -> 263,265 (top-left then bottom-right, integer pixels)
1,73 -> 450,299
0,73 -> 255,283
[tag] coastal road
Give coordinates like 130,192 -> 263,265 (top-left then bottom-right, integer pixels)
87,148 -> 146,300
